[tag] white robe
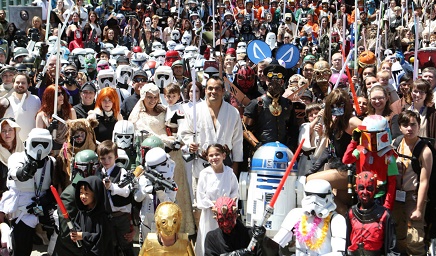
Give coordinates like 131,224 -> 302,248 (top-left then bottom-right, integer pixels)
4,92 -> 41,142
179,100 -> 243,178
194,165 -> 239,256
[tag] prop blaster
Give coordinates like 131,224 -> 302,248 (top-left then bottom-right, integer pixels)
118,165 -> 145,188
143,169 -> 178,192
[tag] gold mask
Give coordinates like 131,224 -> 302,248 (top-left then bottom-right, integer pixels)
155,202 -> 183,237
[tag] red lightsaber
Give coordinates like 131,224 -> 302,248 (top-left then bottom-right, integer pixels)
50,185 -> 82,248
247,139 -> 305,250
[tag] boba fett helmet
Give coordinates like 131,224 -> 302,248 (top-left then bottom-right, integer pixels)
138,135 -> 165,166
74,149 -> 100,178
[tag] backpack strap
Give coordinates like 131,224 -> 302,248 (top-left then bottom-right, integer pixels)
410,139 -> 427,176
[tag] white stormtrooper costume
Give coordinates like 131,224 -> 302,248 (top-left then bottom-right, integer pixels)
152,49 -> 167,67
273,179 -> 347,256
181,31 -> 192,47
97,69 -> 131,104
266,32 -> 277,50
134,147 -> 177,243
174,44 -> 185,58
170,30 -> 181,43
0,129 -> 55,254
116,65 -> 134,92
71,48 -> 87,72
113,120 -> 136,170
166,40 -> 177,51
154,66 -> 174,105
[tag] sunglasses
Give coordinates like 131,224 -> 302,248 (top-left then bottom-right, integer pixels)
58,91 -> 63,96
267,72 -> 284,79
133,77 -> 147,83
64,71 -> 77,77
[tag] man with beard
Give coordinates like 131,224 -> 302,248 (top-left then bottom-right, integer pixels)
0,10 -> 8,33
346,171 -> 398,255
0,66 -> 16,98
243,59 -> 298,152
3,73 -> 41,141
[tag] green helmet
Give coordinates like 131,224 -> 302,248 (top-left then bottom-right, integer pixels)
138,136 -> 164,166
74,150 -> 99,177
303,54 -> 317,64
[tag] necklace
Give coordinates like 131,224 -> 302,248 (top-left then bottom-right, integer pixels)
294,213 -> 332,251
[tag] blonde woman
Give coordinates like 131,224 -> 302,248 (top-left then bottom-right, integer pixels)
27,16 -> 46,42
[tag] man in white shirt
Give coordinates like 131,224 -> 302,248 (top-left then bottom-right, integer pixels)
3,74 -> 41,141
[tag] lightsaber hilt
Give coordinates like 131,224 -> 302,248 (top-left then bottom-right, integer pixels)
66,221 -> 82,247
247,205 -> 274,250
347,164 -> 353,194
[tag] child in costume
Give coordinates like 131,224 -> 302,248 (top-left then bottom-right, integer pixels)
273,179 -> 347,255
343,115 -> 399,211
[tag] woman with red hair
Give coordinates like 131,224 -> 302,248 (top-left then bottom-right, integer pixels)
36,85 -> 77,152
88,87 -> 123,143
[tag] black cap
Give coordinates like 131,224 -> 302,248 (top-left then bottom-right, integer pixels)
263,59 -> 287,77
81,82 -> 97,92
301,89 -> 313,100
133,70 -> 148,79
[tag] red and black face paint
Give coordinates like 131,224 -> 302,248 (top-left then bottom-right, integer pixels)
355,171 -> 377,205
213,197 -> 238,234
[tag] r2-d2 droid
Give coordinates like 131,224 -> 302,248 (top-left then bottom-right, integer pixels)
240,142 -> 298,236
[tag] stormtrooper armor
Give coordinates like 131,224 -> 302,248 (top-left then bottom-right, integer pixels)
131,52 -> 149,70
25,128 -> 53,161
174,44 -> 185,58
71,48 -> 87,70
171,30 -> 181,41
116,65 -> 134,86
166,40 -> 177,51
181,31 -> 192,46
110,47 -> 126,61
152,49 -> 167,67
97,69 -> 116,89
237,42 -> 247,51
113,120 -> 135,150
154,66 -> 174,90
145,147 -> 176,181
184,46 -> 198,62
152,41 -> 164,52
240,142 -> 297,236
301,179 -> 337,218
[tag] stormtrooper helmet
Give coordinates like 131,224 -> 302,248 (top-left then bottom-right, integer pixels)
153,49 -> 167,67
113,120 -> 135,149
25,128 -> 53,161
152,41 -> 164,52
33,42 -> 43,57
47,36 -> 58,46
174,44 -> 185,58
181,31 -> 192,46
301,179 -> 336,218
171,29 -> 181,41
110,47 -> 126,61
154,66 -> 173,90
184,46 -> 198,61
116,149 -> 130,169
359,115 -> 392,152
97,69 -> 116,88
237,42 -> 247,51
102,43 -> 115,51
71,48 -> 87,70
166,40 -> 177,51
116,65 -> 134,85
265,32 -> 277,50
145,147 -> 175,180
144,17 -> 151,27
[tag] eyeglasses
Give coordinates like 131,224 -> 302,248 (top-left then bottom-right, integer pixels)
133,77 -> 147,83
267,72 -> 284,79
370,96 -> 386,101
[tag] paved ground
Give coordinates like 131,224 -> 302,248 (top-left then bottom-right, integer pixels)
30,243 -> 141,256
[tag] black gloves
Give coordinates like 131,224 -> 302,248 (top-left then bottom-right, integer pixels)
252,225 -> 266,244
16,159 -> 38,182
35,72 -> 45,83
153,182 -> 165,193
47,119 -> 59,133
352,128 -> 362,142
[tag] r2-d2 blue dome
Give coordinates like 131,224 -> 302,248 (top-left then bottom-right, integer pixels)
241,142 -> 297,236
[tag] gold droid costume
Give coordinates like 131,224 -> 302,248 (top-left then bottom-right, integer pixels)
139,202 -> 194,256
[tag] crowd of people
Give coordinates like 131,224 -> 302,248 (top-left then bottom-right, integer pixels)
0,0 -> 435,254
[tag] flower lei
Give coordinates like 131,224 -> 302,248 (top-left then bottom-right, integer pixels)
294,213 -> 332,251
